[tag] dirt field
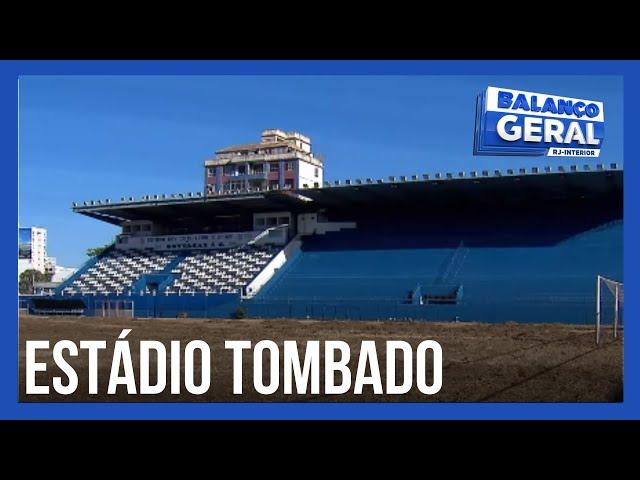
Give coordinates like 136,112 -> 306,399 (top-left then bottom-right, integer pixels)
18,315 -> 623,402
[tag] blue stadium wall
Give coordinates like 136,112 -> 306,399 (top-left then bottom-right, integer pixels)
31,293 -> 242,319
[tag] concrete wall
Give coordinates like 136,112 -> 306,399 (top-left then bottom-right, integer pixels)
298,160 -> 322,188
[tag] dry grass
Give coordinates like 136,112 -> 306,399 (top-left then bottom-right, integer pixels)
18,315 -> 623,403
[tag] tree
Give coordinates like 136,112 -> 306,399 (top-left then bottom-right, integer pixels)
86,242 -> 113,258
19,269 -> 53,294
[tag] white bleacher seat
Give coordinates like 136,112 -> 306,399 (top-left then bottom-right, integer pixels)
62,249 -> 175,296
164,244 -> 278,295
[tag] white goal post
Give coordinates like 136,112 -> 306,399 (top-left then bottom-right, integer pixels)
596,275 -> 624,345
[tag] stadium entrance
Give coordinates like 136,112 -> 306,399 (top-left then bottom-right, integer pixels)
95,299 -> 134,318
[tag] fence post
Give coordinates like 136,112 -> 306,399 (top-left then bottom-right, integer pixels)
595,275 -> 601,345
614,284 -> 619,339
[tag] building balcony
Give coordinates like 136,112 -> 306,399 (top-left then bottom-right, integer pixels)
223,171 -> 268,181
206,151 -> 323,167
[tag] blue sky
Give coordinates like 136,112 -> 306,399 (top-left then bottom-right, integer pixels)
18,75 -> 623,267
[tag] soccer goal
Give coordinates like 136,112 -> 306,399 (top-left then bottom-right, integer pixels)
596,275 -> 624,345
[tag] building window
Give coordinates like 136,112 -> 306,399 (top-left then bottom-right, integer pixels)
238,165 -> 246,174
285,179 -> 294,189
223,165 -> 234,175
314,167 -> 319,177
207,167 -> 215,177
269,180 -> 279,190
285,162 -> 293,171
269,163 -> 279,172
252,164 -> 264,174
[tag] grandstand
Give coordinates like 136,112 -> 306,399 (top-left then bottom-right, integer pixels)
252,218 -> 622,322
37,160 -> 622,324
27,128 -> 621,323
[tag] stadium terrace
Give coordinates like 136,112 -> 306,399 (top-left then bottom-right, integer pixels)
24,129 -> 623,324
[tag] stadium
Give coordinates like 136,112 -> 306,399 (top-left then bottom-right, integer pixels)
24,128 -> 623,326
18,124 -> 624,402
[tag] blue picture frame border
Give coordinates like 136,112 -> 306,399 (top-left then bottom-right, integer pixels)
3,60 -> 635,420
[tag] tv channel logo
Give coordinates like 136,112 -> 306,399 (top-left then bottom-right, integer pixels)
474,86 -> 604,157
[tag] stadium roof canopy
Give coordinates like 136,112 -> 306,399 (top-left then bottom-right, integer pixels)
73,166 -> 623,226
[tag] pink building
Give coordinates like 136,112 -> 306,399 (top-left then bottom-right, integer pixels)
205,129 -> 324,196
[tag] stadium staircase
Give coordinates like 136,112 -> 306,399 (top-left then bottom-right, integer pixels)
434,240 -> 469,285
130,254 -> 186,294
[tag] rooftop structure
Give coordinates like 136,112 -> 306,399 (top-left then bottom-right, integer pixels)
204,129 -> 323,196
